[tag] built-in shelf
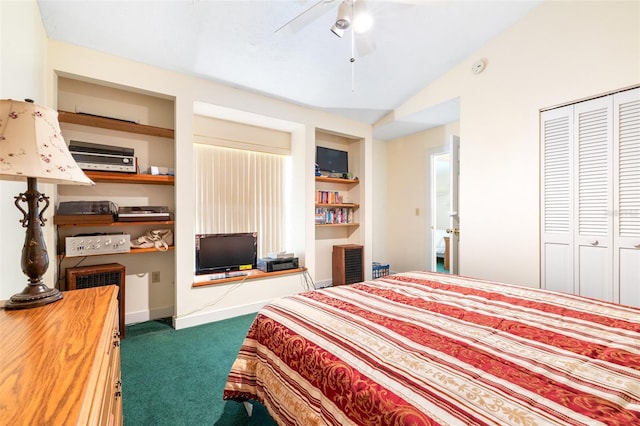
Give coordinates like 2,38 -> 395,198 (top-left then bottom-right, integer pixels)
315,175 -> 359,228
58,110 -> 175,139
192,267 -> 307,287
315,176 -> 359,185
84,171 -> 174,185
56,220 -> 175,229
129,246 -> 175,254
315,203 -> 359,209
55,110 -> 174,259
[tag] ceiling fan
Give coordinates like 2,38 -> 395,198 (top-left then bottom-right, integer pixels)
276,0 -> 376,57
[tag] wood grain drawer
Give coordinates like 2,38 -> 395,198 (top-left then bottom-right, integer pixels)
89,292 -> 122,426
0,285 -> 122,425
100,306 -> 122,425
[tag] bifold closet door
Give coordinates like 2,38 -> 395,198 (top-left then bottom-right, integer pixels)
614,88 -> 640,308
573,96 -> 614,302
542,87 -> 640,307
541,106 -> 574,295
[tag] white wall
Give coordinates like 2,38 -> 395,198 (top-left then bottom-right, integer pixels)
0,0 -> 52,300
371,139 -> 388,265
41,40 -> 372,328
0,1 -> 372,324
384,123 -> 460,273
381,0 -> 640,287
7,0 -> 635,320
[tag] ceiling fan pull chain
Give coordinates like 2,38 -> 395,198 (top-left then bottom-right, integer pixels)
351,55 -> 356,92
351,7 -> 356,93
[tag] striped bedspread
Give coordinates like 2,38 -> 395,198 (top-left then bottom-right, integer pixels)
223,271 -> 640,425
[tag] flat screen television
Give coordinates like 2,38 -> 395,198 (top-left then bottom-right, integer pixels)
195,232 -> 257,275
316,146 -> 349,174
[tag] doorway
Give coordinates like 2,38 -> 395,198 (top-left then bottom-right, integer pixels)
427,135 -> 459,274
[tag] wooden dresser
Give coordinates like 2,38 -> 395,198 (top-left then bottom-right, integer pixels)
0,285 -> 122,425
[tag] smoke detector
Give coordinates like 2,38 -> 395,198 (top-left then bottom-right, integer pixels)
471,59 -> 487,74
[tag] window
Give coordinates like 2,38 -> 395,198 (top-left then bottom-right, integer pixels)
194,144 -> 290,258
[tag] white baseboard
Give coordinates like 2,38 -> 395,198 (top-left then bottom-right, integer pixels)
173,301 -> 269,330
125,305 -> 174,326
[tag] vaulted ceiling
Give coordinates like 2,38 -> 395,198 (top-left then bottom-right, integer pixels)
37,0 -> 542,139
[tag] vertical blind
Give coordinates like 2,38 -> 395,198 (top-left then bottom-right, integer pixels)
194,144 -> 288,257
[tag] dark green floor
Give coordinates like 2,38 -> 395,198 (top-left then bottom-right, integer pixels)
121,314 -> 277,426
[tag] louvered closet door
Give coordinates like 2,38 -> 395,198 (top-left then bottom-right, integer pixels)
574,96 -> 614,302
541,106 -> 574,294
614,88 -> 640,308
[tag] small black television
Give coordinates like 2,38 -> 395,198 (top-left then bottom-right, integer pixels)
316,146 -> 349,174
195,232 -> 257,275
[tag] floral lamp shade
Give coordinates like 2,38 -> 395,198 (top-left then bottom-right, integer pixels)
0,99 -> 93,185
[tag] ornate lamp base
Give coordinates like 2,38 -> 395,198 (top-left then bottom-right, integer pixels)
5,284 -> 63,310
4,177 -> 63,310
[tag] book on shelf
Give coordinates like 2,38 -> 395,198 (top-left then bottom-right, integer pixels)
315,207 -> 354,224
316,190 -> 344,204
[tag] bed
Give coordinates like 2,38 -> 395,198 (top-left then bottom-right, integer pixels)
434,229 -> 447,260
223,271 -> 640,425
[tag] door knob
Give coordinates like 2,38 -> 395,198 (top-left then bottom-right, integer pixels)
446,228 -> 460,236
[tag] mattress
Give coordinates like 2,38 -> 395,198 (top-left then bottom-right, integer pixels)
223,271 -> 640,425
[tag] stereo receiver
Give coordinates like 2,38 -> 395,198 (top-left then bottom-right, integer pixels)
65,233 -> 130,257
69,140 -> 136,173
257,257 -> 299,273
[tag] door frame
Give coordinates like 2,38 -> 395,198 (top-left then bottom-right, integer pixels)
425,135 -> 460,274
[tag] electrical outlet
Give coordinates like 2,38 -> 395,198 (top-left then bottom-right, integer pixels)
151,271 -> 161,283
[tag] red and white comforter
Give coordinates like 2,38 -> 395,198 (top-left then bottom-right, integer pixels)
223,271 -> 640,425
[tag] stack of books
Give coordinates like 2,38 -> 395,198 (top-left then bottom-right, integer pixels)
315,207 -> 353,224
316,190 -> 343,204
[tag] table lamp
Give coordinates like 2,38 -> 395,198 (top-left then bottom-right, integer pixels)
0,99 -> 93,309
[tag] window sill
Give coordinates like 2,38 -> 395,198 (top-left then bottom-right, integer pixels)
192,267 -> 306,287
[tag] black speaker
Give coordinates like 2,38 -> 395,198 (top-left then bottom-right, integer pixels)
332,244 -> 363,286
65,263 -> 126,338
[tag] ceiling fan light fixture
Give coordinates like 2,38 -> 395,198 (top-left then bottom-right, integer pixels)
353,13 -> 373,34
330,24 -> 345,38
334,1 -> 351,30
353,1 -> 373,34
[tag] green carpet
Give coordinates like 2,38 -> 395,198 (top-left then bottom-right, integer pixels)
121,313 -> 277,426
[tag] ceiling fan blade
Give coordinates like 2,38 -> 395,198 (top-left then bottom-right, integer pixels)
351,0 -> 375,56
276,0 -> 337,34
355,31 -> 375,57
